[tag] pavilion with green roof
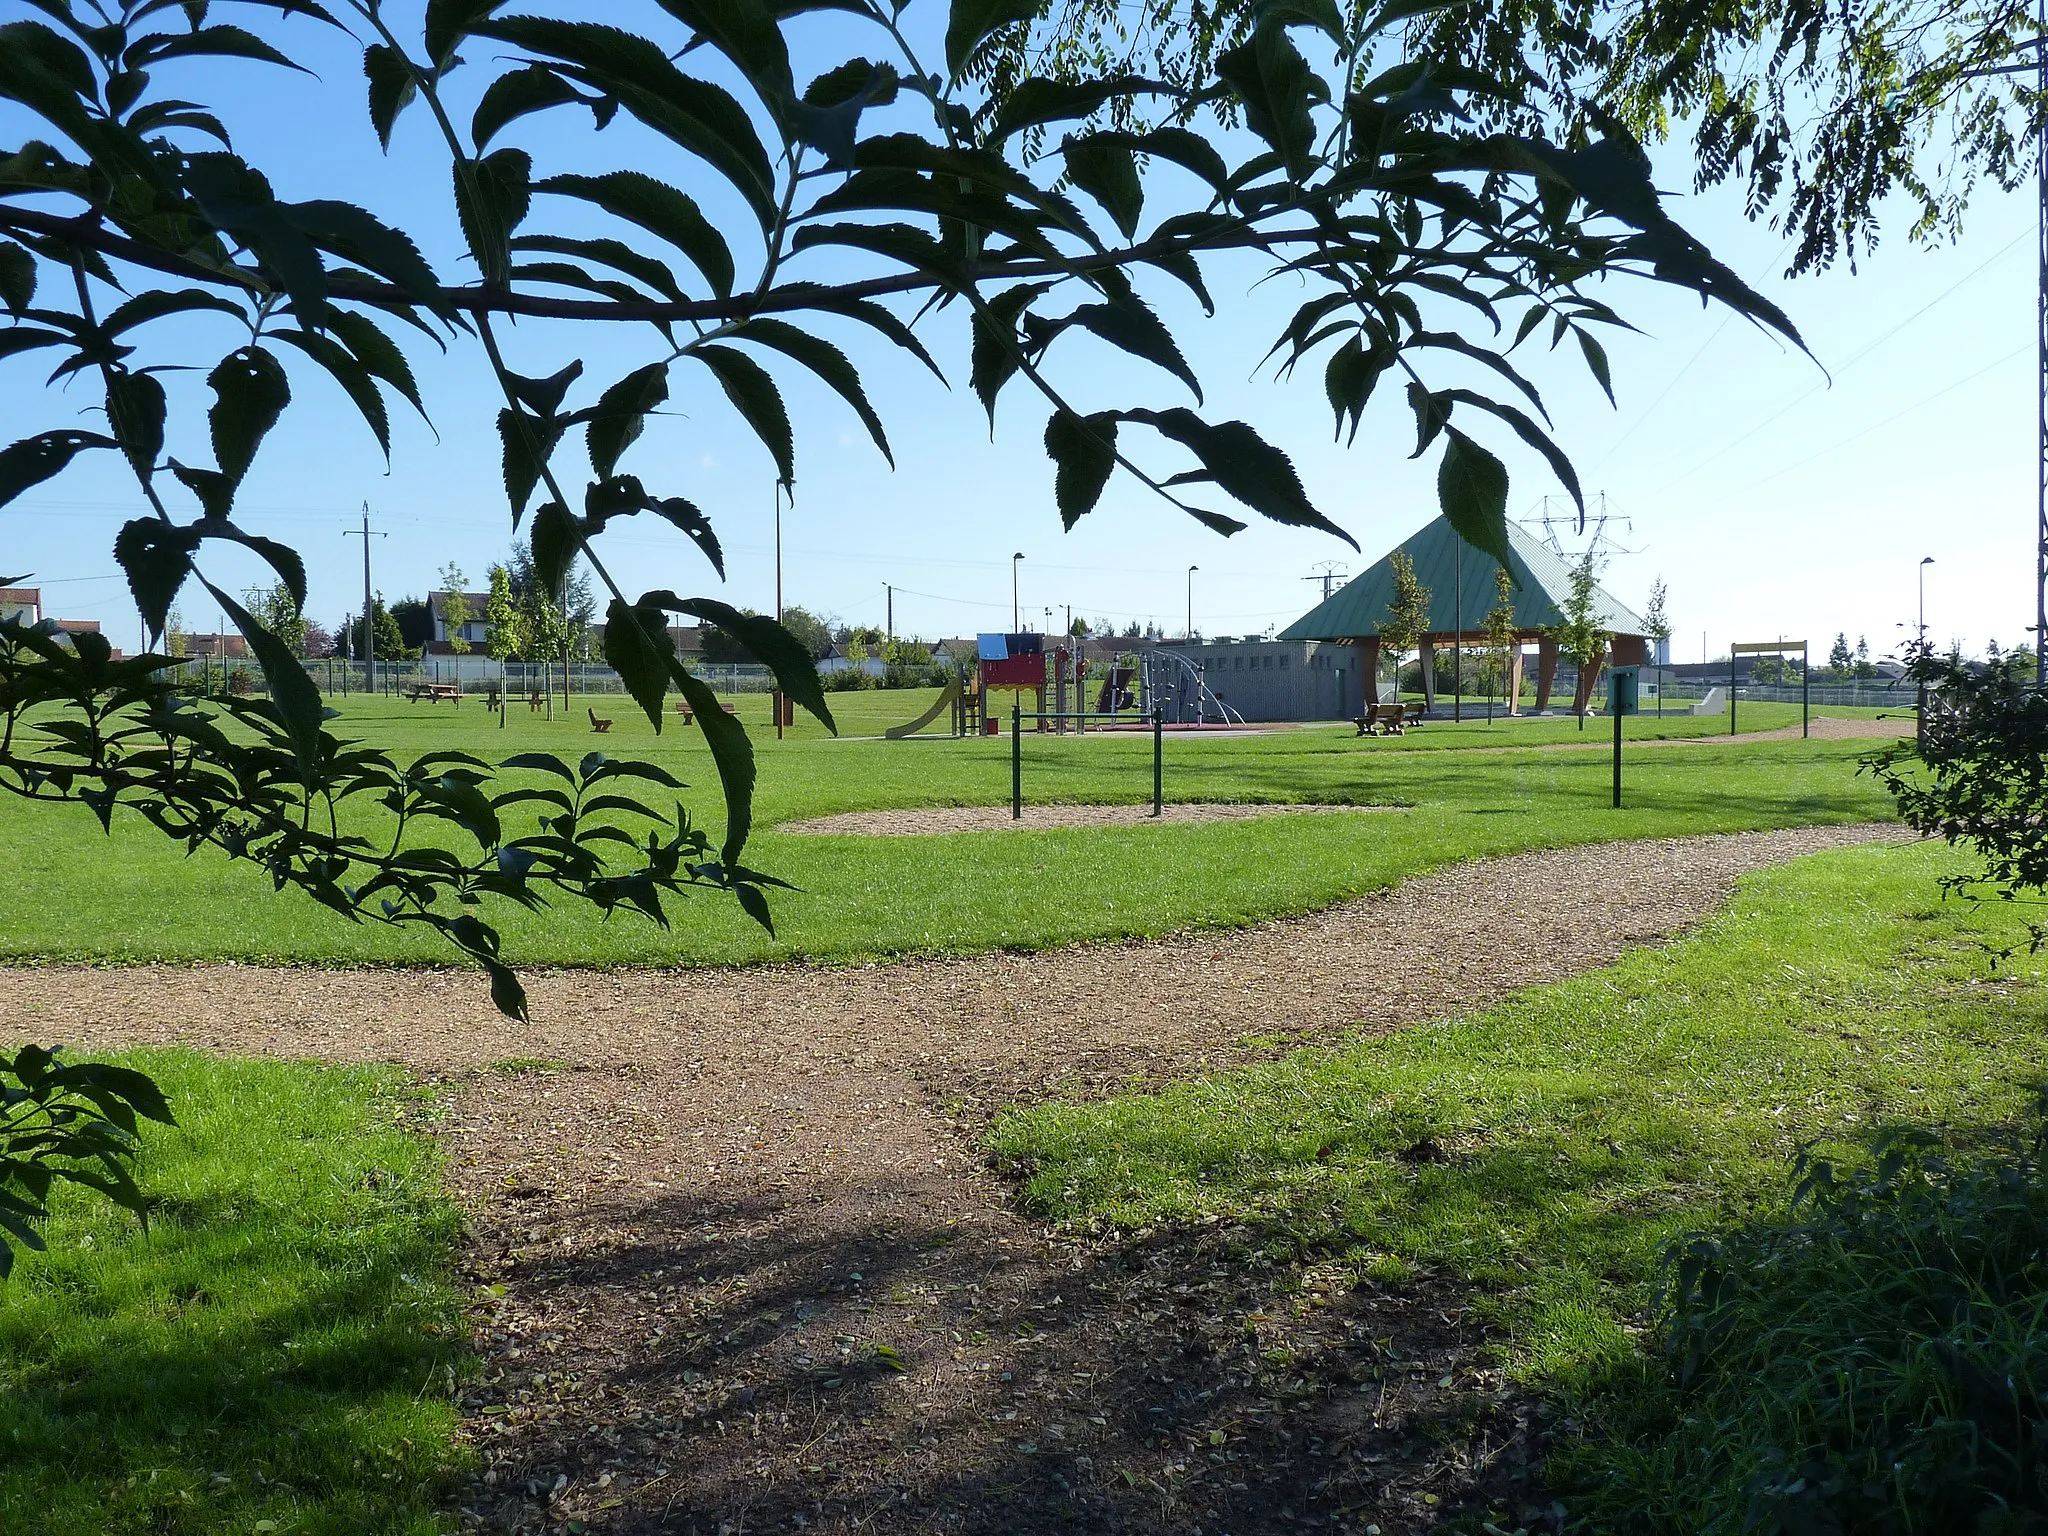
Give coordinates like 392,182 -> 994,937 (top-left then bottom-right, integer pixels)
1279,515 -> 1649,714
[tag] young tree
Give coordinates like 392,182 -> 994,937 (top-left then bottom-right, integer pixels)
1547,549 -> 1609,729
242,582 -> 308,658
1641,576 -> 1670,715
1377,550 -> 1432,707
1855,636 -> 1876,679
438,564 -> 473,657
164,606 -> 188,660
1481,564 -> 1518,723
342,598 -> 410,666
483,564 -> 526,723
1829,633 -> 1854,674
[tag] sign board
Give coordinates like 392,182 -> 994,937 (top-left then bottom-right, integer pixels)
1608,664 -> 1640,716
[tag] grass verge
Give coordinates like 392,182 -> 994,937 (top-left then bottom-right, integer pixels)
987,841 -> 2048,1519
0,1049 -> 471,1535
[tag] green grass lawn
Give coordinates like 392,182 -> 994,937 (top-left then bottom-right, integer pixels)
0,694 -> 1900,967
0,1050 -> 470,1535
987,839 -> 2048,1445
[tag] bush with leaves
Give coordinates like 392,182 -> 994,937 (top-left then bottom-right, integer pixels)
0,0 -> 1800,1039
1568,1115 -> 2048,1532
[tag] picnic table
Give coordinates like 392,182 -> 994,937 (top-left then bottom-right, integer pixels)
404,683 -> 463,704
673,699 -> 740,725
1354,702 -> 1421,736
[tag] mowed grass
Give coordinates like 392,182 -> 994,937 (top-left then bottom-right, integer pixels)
0,1050 -> 470,1535
0,693 -> 1898,967
987,840 -> 2048,1413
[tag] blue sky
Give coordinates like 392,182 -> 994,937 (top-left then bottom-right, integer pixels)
4,6 -> 2035,664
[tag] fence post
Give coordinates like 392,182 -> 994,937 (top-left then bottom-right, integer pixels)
1152,708 -> 1163,817
1011,702 -> 1022,820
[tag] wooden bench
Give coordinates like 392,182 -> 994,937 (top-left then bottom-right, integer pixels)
404,683 -> 463,704
673,699 -> 740,725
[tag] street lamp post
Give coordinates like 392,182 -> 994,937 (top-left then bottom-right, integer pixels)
1011,552 -> 1023,631
1186,565 -> 1198,640
1918,555 -> 1934,749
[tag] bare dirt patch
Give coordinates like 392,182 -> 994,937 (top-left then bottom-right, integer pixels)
0,823 -> 1912,1534
780,801 -> 1399,837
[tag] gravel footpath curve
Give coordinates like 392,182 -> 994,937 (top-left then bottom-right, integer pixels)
0,822 -> 1912,1535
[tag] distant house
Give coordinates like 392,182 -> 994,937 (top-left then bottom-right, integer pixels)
425,589 -> 494,654
584,619 -> 707,658
182,632 -> 250,659
0,586 -> 43,625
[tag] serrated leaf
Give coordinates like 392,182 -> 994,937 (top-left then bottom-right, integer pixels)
1116,407 -> 1355,547
733,318 -> 890,466
271,328 -> 389,458
282,199 -> 444,312
667,657 -> 754,865
113,518 -> 197,638
1576,328 -> 1614,405
1215,24 -> 1326,179
365,43 -> 417,150
130,25 -> 310,73
0,430 -> 114,508
1436,427 -> 1510,568
513,234 -> 685,303
991,75 -> 1172,141
969,282 -> 1050,427
654,0 -> 792,103
104,368 -> 166,481
498,407 -> 565,519
1044,409 -> 1117,529
1062,132 -> 1143,240
100,288 -> 245,338
0,241 -> 34,315
1061,296 -> 1199,400
534,172 -> 734,298
601,595 -> 674,729
943,0 -> 1036,79
426,0 -> 504,69
327,309 -> 424,415
208,345 -> 290,485
471,62 -> 582,148
453,147 -> 530,285
585,362 -> 669,479
204,579 -> 323,769
693,345 -> 792,486
531,499 -> 580,596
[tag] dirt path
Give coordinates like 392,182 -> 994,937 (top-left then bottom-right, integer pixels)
1403,712 -> 1911,754
0,823 -> 1911,1535
782,801 -> 1401,836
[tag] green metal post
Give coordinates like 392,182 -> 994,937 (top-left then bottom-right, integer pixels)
1729,652 -> 1737,736
1152,708 -> 1163,816
1612,692 -> 1623,808
1802,652 -> 1809,739
1011,703 -> 1022,820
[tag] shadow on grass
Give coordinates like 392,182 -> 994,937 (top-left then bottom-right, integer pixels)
0,1050 -> 472,1536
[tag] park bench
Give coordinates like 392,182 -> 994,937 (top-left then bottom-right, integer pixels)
673,699 -> 740,725
403,683 -> 462,704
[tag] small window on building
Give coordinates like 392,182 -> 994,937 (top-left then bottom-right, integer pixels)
1279,653 -> 1288,669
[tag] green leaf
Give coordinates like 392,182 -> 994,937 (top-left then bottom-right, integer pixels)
99,288 -> 246,337
1043,409 -> 1117,529
271,327 -> 390,458
530,499 -> 580,596
130,25 -> 310,72
1215,25 -> 1326,179
364,44 -> 415,153
658,594 -> 833,731
1061,132 -> 1143,239
472,63 -> 593,149
732,318 -> 890,466
476,17 -> 777,227
506,360 -> 583,419
969,282 -> 1050,426
585,362 -> 669,480
1130,126 -> 1230,189
0,326 -> 67,361
203,579 -> 323,770
498,407 -> 565,519
453,147 -> 531,284
1324,333 -> 1386,446
794,58 -> 897,166
1435,427 -> 1510,568
944,0 -> 1037,79
426,0 -> 504,69
1576,328 -> 1614,405
283,199 -> 444,312
105,368 -> 166,481
113,518 -> 196,637
584,473 -> 725,577
513,234 -> 686,303
168,460 -> 234,520
180,152 -> 329,321
0,430 -> 114,508
991,75 -> 1172,141
654,0 -> 792,103
1115,407 -> 1355,547
667,657 -> 754,866
326,309 -> 424,415
534,171 -> 734,298
693,345 -> 792,486
1254,0 -> 1345,44
601,595 -> 675,729
1060,296 -> 1199,400
207,345 -> 290,486
0,241 -> 37,314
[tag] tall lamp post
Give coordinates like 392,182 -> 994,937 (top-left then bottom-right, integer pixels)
1918,555 -> 1934,749
1011,552 -> 1024,631
1186,565 -> 1198,640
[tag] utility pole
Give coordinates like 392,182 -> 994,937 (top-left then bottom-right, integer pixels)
342,503 -> 386,696
1186,564 -> 1198,640
1011,553 -> 1024,632
1302,561 -> 1347,602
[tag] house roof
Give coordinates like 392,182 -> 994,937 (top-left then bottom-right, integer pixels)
1278,516 -> 1647,641
428,589 -> 494,617
0,587 -> 40,605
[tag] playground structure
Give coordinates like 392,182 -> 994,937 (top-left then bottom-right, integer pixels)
879,634 -> 1166,738
1728,640 -> 1809,738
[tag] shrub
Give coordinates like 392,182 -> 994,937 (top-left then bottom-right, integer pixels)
1568,1114 -> 2048,1533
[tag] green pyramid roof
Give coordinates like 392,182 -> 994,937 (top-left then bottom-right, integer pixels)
1278,516 -> 1646,641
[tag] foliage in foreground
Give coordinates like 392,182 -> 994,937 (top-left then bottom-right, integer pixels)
0,0 -> 1800,1020
0,1049 -> 469,1536
1565,1119 -> 2048,1534
0,1042 -> 173,1277
987,841 -> 2048,1478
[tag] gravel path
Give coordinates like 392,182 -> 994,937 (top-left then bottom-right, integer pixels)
0,822 -> 1913,1535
